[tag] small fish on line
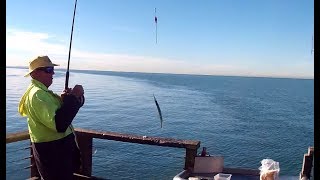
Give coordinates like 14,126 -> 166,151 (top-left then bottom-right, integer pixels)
154,8 -> 158,44
153,94 -> 163,128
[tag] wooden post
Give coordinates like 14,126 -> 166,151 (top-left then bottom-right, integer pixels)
184,148 -> 197,170
77,132 -> 93,177
30,142 -> 40,179
300,147 -> 314,179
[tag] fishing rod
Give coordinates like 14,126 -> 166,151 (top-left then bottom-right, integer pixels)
65,0 -> 78,90
64,0 -> 83,154
64,0 -> 85,107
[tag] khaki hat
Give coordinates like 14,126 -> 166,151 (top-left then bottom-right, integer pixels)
24,56 -> 59,77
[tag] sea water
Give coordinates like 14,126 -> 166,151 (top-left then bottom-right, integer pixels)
6,67 -> 313,179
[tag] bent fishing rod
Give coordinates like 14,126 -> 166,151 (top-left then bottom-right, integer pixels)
65,0 -> 78,90
64,0 -> 85,107
65,0 -> 84,107
64,0 -> 83,152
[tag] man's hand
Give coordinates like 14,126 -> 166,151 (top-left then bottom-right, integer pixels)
71,85 -> 85,106
60,85 -> 85,106
71,85 -> 84,98
60,88 -> 72,100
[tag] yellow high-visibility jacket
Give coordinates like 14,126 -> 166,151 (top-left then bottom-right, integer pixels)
18,79 -> 72,143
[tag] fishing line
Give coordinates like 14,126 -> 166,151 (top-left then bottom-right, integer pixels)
153,7 -> 164,129
155,8 -> 158,44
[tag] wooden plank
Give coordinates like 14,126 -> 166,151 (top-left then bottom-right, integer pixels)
223,167 -> 260,176
75,128 -> 200,149
73,173 -> 92,179
73,173 -> 107,180
6,131 -> 30,143
185,148 -> 197,170
300,147 -> 314,179
26,177 -> 39,180
308,146 -> 314,155
30,141 -> 40,179
77,134 -> 93,177
301,154 -> 313,179
7,129 -> 200,149
28,174 -> 106,180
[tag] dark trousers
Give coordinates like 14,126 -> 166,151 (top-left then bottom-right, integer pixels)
31,133 -> 81,180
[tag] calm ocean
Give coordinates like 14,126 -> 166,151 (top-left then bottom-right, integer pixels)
6,67 -> 314,180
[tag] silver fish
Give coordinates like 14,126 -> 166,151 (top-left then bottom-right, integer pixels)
153,94 -> 163,128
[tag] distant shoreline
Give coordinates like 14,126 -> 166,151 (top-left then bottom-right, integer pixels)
6,66 -> 314,80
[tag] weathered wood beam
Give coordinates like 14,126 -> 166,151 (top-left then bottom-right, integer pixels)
7,129 -> 201,150
185,148 -> 197,170
223,167 -> 260,176
300,146 -> 314,179
6,131 -> 30,143
75,128 -> 200,149
30,142 -> 40,179
77,133 -> 93,177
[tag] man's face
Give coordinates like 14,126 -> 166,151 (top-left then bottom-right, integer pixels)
33,67 -> 55,87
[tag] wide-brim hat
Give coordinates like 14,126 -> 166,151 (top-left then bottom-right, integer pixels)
24,56 -> 59,77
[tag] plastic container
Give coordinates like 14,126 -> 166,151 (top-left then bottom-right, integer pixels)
214,173 -> 232,180
259,159 -> 280,180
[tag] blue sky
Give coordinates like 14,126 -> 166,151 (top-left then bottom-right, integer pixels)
6,0 -> 314,78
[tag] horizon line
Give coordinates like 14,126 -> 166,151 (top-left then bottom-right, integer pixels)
6,65 -> 314,80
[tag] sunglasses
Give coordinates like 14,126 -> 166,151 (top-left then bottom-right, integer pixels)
37,67 -> 54,74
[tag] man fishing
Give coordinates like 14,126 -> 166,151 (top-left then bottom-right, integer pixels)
18,55 -> 85,180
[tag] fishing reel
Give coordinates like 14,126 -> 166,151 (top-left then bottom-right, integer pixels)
78,95 -> 85,107
61,92 -> 85,107
62,85 -> 85,107
71,84 -> 85,107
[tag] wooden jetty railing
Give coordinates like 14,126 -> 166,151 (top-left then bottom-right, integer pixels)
6,128 -> 201,179
7,130 -> 314,179
300,146 -> 314,180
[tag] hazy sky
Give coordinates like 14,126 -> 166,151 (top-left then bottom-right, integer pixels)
6,0 -> 314,78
